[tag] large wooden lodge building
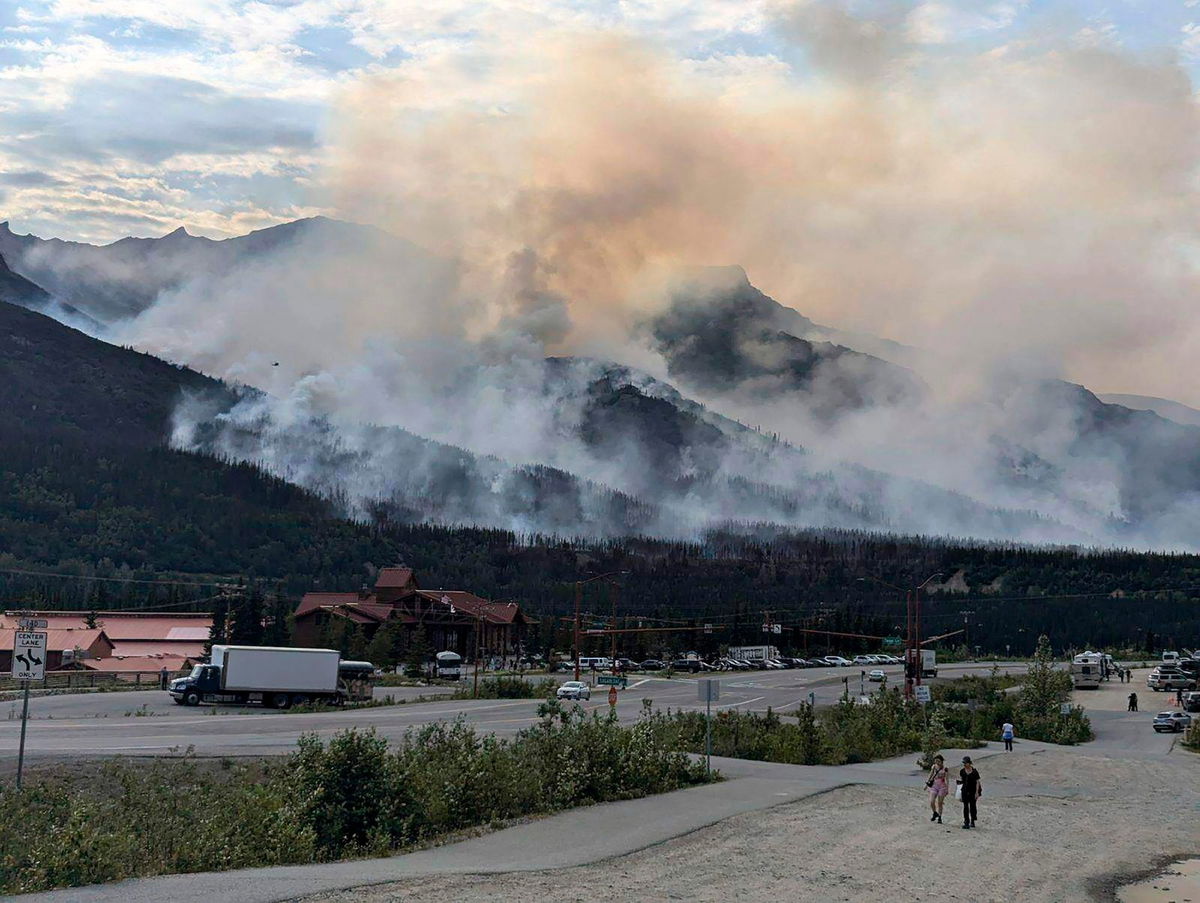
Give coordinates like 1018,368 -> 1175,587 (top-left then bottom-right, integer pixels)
292,568 -> 529,659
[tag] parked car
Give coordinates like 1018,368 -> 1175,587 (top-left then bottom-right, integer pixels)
1182,691 -> 1200,713
824,656 -> 853,667
868,669 -> 887,682
1148,669 -> 1197,691
639,659 -> 666,671
1152,711 -> 1193,732
852,655 -> 875,666
614,658 -> 639,672
556,681 -> 591,701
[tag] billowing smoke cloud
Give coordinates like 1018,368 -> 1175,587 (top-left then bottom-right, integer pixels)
99,1 -> 1200,548
324,10 -> 1200,404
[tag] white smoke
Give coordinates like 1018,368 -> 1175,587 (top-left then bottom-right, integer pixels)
88,2 -> 1200,549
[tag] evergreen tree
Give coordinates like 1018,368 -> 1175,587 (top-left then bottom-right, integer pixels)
206,596 -> 228,658
404,625 -> 431,679
229,585 -> 266,646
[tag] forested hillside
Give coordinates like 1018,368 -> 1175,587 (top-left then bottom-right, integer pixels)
1,297 -> 1198,655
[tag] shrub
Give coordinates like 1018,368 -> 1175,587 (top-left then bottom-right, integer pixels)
0,711 -> 711,895
451,676 -> 558,700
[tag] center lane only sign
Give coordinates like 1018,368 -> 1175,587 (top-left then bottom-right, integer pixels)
13,630 -> 48,681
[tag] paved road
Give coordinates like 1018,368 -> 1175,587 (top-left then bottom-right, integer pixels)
0,662 -> 1025,761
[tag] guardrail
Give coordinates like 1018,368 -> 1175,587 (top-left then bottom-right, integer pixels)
0,669 -> 190,692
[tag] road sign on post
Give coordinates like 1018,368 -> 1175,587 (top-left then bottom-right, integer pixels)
607,686 -> 618,708
883,636 -> 902,648
13,628 -> 47,792
698,679 -> 720,776
914,685 -> 931,704
598,675 -> 627,688
14,631 -> 47,681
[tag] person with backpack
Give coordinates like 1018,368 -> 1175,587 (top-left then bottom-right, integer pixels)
958,756 -> 982,829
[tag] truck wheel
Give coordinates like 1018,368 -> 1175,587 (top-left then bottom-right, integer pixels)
172,697 -> 185,705
271,693 -> 291,709
183,690 -> 201,707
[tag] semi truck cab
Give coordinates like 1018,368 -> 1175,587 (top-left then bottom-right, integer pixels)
169,664 -> 242,706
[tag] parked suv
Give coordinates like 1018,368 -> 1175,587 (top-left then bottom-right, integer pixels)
1152,711 -> 1193,733
1148,669 -> 1196,692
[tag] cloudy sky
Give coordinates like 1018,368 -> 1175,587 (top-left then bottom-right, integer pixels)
2,0 -> 1197,244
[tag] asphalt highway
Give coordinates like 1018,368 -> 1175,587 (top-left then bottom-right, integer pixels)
0,662 -> 1030,761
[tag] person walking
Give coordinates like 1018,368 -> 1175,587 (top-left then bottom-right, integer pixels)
958,756 -> 982,829
926,754 -> 949,823
1001,720 -> 1015,751
1128,691 -> 1138,712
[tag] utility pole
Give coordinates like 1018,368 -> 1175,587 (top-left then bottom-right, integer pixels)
610,582 -> 618,675
574,581 -> 582,681
473,610 -> 482,699
960,610 -> 976,655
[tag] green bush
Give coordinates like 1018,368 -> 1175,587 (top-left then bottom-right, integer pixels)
0,708 -> 710,895
451,676 -> 558,700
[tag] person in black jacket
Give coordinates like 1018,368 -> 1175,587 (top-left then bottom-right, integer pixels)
958,756 -> 982,829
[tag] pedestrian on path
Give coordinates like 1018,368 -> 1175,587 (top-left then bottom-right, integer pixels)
1001,721 -> 1015,751
958,756 -> 982,829
926,754 -> 949,823
1128,692 -> 1138,712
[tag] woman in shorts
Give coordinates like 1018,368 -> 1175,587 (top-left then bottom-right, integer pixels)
926,754 -> 949,823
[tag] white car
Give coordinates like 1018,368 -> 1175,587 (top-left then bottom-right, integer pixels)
556,681 -> 591,701
852,655 -> 874,666
825,656 -> 853,667
868,669 -> 887,682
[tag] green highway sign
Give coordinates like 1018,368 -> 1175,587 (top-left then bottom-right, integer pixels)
597,675 -> 627,688
882,636 -> 902,647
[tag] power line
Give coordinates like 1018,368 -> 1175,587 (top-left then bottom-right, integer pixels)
0,567 -> 236,588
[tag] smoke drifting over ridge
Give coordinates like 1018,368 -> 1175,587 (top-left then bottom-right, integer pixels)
325,12 -> 1200,404
92,1 -> 1200,548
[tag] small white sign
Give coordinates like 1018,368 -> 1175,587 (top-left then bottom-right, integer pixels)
13,630 -> 48,681
1060,702 -> 1072,715
914,685 -> 931,704
18,618 -> 48,630
698,678 -> 720,703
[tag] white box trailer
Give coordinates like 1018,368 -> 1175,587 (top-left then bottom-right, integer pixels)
728,645 -> 780,662
213,645 -> 340,693
169,646 -> 345,708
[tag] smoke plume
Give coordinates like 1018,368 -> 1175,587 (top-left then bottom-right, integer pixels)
98,1 -> 1200,548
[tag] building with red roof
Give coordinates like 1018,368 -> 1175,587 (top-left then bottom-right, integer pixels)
292,569 -> 528,659
0,627 -> 113,671
0,611 -> 211,661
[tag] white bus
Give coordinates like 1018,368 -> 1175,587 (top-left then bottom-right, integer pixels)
435,651 -> 462,680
